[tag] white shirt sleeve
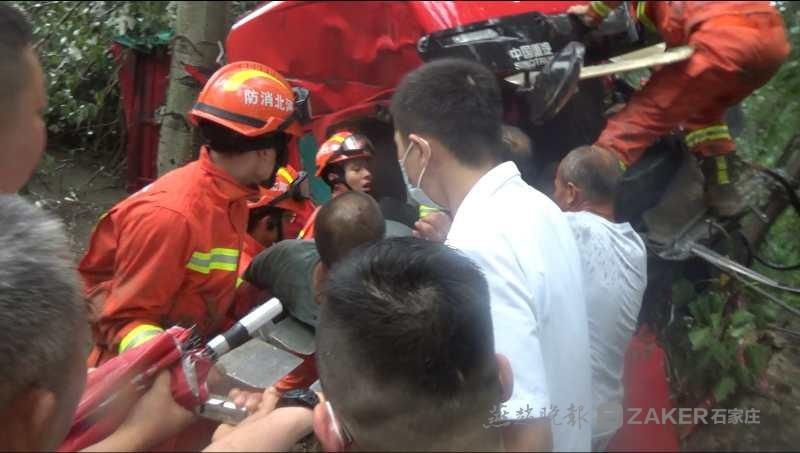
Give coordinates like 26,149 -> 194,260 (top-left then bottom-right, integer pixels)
454,237 -> 551,420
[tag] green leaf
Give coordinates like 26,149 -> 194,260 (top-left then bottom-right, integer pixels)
689,327 -> 712,351
728,325 -> 753,339
745,344 -> 771,375
713,376 -> 737,403
730,309 -> 756,327
710,313 -> 723,333
710,341 -> 732,368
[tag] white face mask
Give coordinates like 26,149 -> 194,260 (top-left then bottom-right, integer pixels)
399,141 -> 445,211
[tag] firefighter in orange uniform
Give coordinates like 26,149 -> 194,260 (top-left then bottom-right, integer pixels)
569,1 -> 790,215
79,61 -> 307,366
297,130 -> 374,239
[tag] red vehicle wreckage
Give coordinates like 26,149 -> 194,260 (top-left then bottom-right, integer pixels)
225,2 -> 683,450
98,1 -> 799,451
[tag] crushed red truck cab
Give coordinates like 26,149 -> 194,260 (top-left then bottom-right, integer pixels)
226,2 -> 678,451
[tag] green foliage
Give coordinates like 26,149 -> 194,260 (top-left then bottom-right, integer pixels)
664,3 -> 800,409
7,1 -> 174,159
738,1 -> 800,291
737,1 -> 800,167
666,282 -> 771,405
7,1 -> 260,163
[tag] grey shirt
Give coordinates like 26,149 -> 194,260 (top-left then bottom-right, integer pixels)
244,240 -> 321,328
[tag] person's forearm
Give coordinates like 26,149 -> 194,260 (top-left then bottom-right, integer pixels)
81,425 -> 150,452
203,407 -> 313,452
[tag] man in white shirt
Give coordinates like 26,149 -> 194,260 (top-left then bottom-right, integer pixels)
553,145 -> 648,451
391,58 -> 592,452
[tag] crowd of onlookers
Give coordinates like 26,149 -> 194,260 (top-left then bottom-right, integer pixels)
0,3 -> 648,451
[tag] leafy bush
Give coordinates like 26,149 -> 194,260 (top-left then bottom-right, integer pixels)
10,0 -> 260,164
667,281 -> 777,405
9,1 -> 174,161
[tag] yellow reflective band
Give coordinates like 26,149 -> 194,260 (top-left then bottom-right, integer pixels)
277,167 -> 295,183
223,69 -> 288,92
590,1 -> 612,18
686,125 -> 732,148
419,205 -> 441,218
186,247 -> 240,274
236,276 -> 244,288
119,324 -> 164,354
330,133 -> 347,143
716,156 -> 730,185
618,160 -> 628,172
636,1 -> 658,33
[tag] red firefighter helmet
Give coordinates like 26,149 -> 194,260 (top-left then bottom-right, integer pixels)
314,131 -> 374,177
188,61 -> 304,137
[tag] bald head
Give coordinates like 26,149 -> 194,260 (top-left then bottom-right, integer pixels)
315,192 -> 386,268
554,146 -> 622,215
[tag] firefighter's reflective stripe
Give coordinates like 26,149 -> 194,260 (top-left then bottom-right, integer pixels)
236,276 -> 244,288
685,124 -> 732,149
329,133 -> 348,144
119,324 -> 164,354
277,167 -> 295,184
715,155 -> 730,185
590,1 -> 612,18
186,248 -> 240,274
636,1 -> 658,33
419,205 -> 441,218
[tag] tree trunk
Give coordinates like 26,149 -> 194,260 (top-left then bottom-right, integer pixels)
740,134 -> 800,248
157,1 -> 230,175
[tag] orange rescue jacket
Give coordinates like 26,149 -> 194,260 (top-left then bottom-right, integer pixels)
588,1 -> 779,46
80,147 -> 258,365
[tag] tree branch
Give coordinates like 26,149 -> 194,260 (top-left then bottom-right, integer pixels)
34,1 -> 86,50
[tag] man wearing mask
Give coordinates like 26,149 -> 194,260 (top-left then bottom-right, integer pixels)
392,58 -> 592,451
79,61 -> 307,365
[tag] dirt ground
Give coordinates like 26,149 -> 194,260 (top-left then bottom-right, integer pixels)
23,150 -> 128,257
23,151 -> 800,452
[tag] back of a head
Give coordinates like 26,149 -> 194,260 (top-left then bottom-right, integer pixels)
314,191 -> 386,268
0,196 -> 85,412
391,58 -> 504,166
0,4 -> 33,113
317,237 -> 501,451
560,145 -> 623,204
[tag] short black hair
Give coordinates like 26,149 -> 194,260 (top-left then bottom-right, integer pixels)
559,145 -> 623,204
317,237 -> 502,450
0,4 -> 34,111
198,120 -> 288,155
0,195 -> 86,408
314,191 -> 385,268
247,205 -> 283,233
391,58 -> 504,166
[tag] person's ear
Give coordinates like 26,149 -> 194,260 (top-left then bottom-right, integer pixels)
496,353 -> 514,403
408,133 -> 432,166
256,148 -> 276,160
314,399 -> 348,452
566,182 -> 579,208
